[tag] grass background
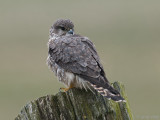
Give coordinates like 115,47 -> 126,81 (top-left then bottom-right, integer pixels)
0,0 -> 160,119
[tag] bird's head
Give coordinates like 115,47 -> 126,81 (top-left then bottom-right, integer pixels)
50,19 -> 74,38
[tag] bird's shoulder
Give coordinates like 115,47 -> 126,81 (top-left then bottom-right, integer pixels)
48,34 -> 106,78
49,34 -> 95,50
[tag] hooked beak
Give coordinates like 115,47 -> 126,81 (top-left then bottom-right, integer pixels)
68,29 -> 74,35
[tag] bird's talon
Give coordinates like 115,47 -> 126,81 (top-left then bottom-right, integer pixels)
59,88 -> 63,92
59,87 -> 69,92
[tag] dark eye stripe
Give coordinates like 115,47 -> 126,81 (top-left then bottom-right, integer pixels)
59,26 -> 65,30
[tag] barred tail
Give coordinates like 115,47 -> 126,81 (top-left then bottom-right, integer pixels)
79,75 -> 126,102
92,85 -> 126,102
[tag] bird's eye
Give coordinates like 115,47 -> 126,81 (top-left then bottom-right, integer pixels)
60,27 -> 65,31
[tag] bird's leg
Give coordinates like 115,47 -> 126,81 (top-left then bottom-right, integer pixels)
60,83 -> 74,92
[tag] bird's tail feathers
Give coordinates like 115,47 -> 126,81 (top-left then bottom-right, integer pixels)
91,84 -> 126,102
79,74 -> 125,102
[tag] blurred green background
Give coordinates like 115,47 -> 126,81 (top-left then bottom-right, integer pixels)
0,0 -> 160,119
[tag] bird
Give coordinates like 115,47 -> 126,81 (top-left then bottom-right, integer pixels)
47,19 -> 125,102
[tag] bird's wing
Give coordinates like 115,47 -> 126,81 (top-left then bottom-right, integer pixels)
49,36 -> 119,95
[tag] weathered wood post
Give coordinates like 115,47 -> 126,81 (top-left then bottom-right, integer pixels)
15,82 -> 133,120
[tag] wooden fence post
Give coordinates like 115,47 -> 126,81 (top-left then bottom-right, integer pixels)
15,82 -> 133,120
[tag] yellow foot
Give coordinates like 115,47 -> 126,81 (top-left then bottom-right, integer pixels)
59,84 -> 74,92
60,87 -> 70,92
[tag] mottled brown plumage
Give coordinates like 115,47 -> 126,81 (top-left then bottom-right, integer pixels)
47,19 -> 125,102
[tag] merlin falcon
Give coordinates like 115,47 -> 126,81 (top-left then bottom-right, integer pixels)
47,19 -> 125,102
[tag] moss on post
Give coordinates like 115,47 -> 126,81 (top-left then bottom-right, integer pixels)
15,82 -> 133,120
